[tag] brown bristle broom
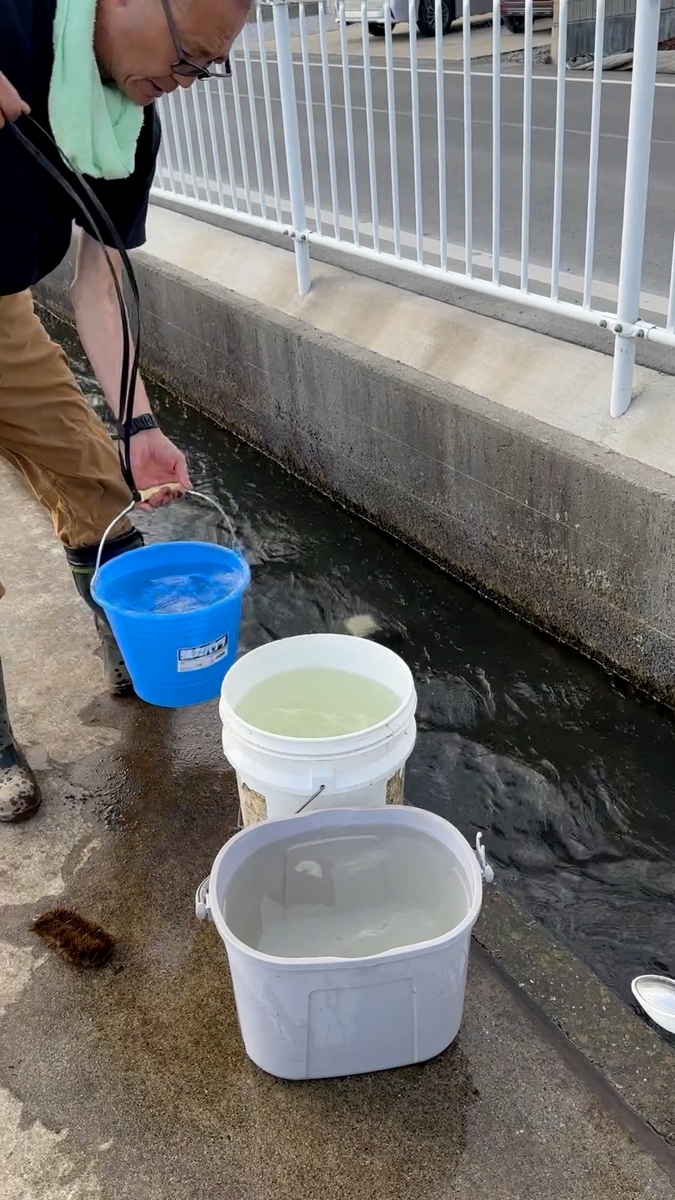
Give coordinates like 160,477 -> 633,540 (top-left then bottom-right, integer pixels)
31,908 -> 116,967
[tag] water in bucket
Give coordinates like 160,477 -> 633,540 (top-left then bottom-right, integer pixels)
224,823 -> 471,959
234,666 -> 400,738
104,567 -> 243,615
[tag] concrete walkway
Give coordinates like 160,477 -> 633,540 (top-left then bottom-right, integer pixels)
288,15 -> 552,62
1,446 -> 674,1198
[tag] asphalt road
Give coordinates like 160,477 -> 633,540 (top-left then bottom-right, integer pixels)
158,56 -> 675,297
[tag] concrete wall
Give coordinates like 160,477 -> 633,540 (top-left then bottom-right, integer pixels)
566,0 -> 675,60
38,228 -> 675,705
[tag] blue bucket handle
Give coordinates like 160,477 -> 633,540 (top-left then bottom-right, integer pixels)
93,489 -> 239,585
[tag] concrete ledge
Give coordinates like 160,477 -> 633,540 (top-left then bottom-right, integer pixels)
38,215 -> 675,703
150,193 -> 675,380
476,884 -> 675,1157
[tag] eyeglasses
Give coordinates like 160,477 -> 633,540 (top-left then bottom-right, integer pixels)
159,0 -> 232,79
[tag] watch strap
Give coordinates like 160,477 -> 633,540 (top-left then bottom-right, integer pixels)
117,413 -> 158,438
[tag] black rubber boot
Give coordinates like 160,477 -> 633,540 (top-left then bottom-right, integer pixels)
67,529 -> 144,698
0,656 -> 41,822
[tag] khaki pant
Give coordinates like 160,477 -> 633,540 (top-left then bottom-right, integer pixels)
0,291 -> 133,600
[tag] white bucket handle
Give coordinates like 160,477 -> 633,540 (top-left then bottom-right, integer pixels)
93,489 -> 239,585
475,833 -> 494,883
195,876 -> 212,922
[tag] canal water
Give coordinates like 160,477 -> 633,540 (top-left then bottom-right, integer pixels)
53,317 -> 674,1021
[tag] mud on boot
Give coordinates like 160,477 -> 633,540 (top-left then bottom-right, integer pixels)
94,611 -> 135,697
67,528 -> 143,698
0,658 -> 41,822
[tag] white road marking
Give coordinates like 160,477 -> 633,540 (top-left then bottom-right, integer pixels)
238,52 -> 675,86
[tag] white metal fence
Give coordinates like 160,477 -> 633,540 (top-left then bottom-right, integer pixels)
152,0 -> 673,416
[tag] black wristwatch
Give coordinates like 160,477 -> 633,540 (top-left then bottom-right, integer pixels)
117,413 -> 158,438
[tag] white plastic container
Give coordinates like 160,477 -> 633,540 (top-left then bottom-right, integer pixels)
195,805 -> 492,1080
631,975 -> 675,1033
220,634 -> 417,824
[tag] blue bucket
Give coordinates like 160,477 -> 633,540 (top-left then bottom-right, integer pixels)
91,499 -> 250,708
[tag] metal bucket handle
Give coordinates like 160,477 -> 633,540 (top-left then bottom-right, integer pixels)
93,488 -> 239,584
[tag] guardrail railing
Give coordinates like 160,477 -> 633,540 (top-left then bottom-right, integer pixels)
153,0 -> 672,416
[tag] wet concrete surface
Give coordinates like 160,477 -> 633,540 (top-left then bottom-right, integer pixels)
6,701 -> 478,1200
2,399 -> 675,1195
2,674 -> 675,1200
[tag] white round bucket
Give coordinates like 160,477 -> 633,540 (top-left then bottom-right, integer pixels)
219,633 -> 417,824
196,805 -> 492,1080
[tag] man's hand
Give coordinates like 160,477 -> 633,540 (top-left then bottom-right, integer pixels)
128,428 -> 192,509
0,72 -> 30,129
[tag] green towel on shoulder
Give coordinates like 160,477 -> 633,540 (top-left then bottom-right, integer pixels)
49,0 -> 144,180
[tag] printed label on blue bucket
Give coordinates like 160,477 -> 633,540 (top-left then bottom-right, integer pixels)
177,633 -> 229,672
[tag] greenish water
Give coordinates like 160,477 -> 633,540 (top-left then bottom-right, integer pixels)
235,667 -> 400,737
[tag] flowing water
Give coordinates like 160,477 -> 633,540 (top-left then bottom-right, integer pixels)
55,318 -> 675,1019
235,667 -> 400,737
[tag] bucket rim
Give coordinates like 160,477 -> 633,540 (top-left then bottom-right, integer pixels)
220,633 -> 416,748
206,805 -> 483,969
91,541 -> 250,617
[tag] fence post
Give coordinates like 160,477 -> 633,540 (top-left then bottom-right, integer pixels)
609,0 -> 660,417
271,0 -> 312,296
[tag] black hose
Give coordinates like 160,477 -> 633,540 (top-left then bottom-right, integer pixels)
8,115 -> 143,499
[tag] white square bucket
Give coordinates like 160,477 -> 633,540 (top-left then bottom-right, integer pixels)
196,806 -> 492,1080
